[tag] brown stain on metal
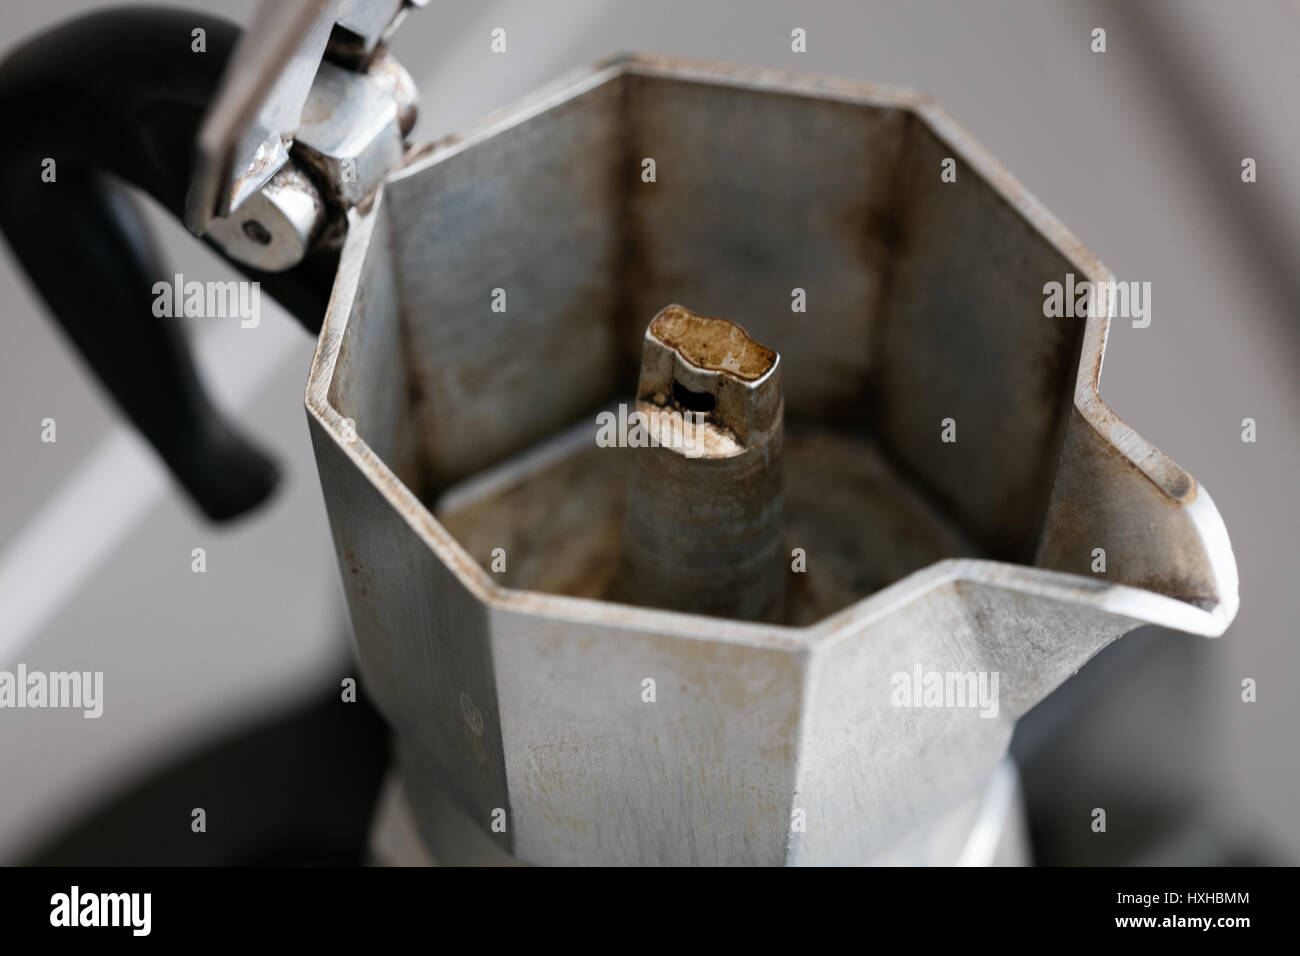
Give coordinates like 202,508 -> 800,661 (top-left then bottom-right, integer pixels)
340,542 -> 373,598
649,305 -> 776,381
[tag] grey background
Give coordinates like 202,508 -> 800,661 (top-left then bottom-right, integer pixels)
0,0 -> 1295,862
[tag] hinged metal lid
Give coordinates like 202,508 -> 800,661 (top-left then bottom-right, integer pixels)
185,0 -> 422,236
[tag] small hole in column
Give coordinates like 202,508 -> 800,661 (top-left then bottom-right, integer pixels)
672,380 -> 716,413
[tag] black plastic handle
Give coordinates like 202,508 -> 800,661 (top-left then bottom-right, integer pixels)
0,7 -> 334,521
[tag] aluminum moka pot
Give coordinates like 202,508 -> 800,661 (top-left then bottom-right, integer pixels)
0,0 -> 1237,865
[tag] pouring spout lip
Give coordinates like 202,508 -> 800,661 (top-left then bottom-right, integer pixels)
1056,313 -> 1240,636
808,556 -> 1235,653
1178,484 -> 1240,631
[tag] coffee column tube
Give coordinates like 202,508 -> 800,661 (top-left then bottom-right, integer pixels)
620,304 -> 785,622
